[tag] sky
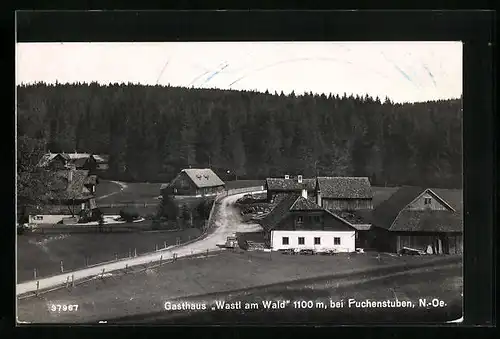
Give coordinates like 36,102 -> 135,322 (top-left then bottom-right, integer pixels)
16,41 -> 463,103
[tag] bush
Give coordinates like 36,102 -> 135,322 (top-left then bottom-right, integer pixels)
120,207 -> 140,222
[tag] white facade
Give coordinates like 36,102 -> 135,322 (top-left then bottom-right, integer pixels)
271,230 -> 356,252
28,214 -> 72,224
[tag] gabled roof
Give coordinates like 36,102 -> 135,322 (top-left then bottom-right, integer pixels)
290,196 -> 324,211
265,178 -> 316,191
260,194 -> 299,232
37,153 -> 63,167
372,186 -> 425,228
317,177 -> 373,199
389,210 -> 463,232
181,168 -> 225,188
323,210 -> 369,231
260,194 -> 357,232
373,186 -> 462,232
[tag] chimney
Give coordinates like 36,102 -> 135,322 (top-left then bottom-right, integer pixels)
297,175 -> 303,183
316,186 -> 322,207
284,175 -> 290,180
301,189 -> 308,200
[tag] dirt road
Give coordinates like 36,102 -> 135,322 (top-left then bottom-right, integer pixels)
16,190 -> 265,296
95,181 -> 128,201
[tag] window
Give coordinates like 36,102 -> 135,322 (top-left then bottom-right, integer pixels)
314,237 -> 321,245
424,198 -> 432,205
297,216 -> 303,223
298,237 -> 305,245
282,237 -> 289,245
334,237 -> 341,245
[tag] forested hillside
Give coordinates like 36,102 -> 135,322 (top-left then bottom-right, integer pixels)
17,83 -> 462,188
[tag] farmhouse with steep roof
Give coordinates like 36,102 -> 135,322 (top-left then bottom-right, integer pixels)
259,189 -> 357,252
28,169 -> 99,224
369,186 -> 463,254
161,168 -> 225,197
37,151 -> 100,172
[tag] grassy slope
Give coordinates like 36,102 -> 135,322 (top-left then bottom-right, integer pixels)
16,251 -> 461,323
16,228 -> 202,283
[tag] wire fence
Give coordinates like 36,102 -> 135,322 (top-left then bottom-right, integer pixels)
98,203 -> 158,209
18,247 -> 229,300
18,186 -> 266,300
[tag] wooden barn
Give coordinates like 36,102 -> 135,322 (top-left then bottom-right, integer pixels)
265,175 -> 317,203
161,168 -> 225,197
315,176 -> 373,211
259,189 -> 357,252
370,186 -> 463,255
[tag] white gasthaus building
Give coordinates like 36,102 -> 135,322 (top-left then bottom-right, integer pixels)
259,189 -> 357,252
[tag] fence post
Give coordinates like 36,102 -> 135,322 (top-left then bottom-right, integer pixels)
134,248 -> 137,257
129,249 -> 132,258
164,241 -> 167,249
33,268 -> 37,280
36,281 -> 39,296
173,253 -> 177,262
101,268 -> 105,279
125,264 -> 128,273
115,253 -> 118,261
206,249 -> 209,258
60,260 -> 64,273
72,274 -> 75,287
155,244 -> 158,251
66,276 -> 70,288
160,255 -> 163,265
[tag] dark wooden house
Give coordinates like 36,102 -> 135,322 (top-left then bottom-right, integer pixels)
259,190 -> 357,252
316,176 -> 373,211
265,175 -> 317,203
370,186 -> 463,254
28,169 -> 99,223
161,168 -> 225,197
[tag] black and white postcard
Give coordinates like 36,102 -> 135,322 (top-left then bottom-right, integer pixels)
16,40 -> 464,324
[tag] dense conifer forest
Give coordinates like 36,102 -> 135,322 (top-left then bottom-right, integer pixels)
17,83 -> 462,188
